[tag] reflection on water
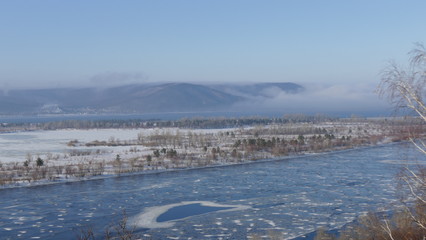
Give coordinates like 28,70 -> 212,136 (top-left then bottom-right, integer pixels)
0,143 -> 418,239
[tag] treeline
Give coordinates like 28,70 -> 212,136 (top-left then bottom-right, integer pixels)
234,133 -> 356,156
0,157 -> 107,185
0,114 -> 337,131
1,117 -> 421,186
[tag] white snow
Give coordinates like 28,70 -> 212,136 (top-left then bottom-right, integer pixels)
0,128 -> 233,164
128,201 -> 250,229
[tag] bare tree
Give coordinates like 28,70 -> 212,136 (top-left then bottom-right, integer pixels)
316,43 -> 426,240
77,210 -> 140,240
379,43 -> 426,120
379,43 -> 426,235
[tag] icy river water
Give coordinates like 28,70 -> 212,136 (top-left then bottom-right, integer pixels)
0,143 -> 420,239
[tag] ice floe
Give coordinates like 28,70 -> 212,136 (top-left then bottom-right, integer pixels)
129,201 -> 250,228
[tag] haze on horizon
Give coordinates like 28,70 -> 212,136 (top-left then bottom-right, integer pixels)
1,0 -> 425,116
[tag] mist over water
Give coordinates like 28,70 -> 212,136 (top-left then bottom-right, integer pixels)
230,83 -> 391,117
0,80 -> 393,122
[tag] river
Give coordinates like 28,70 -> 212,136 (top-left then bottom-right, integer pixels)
0,143 -> 419,239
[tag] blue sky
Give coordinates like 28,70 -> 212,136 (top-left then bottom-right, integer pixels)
1,0 -> 425,89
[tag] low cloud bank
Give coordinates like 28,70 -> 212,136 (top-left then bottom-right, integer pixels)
232,83 -> 392,117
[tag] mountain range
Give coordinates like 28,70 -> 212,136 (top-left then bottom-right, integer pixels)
0,82 -> 304,115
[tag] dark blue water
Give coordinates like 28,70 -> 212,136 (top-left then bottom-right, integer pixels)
156,204 -> 233,222
0,143 -> 418,239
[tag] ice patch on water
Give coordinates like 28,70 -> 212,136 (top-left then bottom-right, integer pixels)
380,160 -> 426,165
264,219 -> 276,227
233,219 -> 243,225
129,201 -> 250,228
3,204 -> 24,209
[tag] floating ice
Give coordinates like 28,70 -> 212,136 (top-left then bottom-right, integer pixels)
264,219 -> 276,227
233,219 -> 243,225
129,201 -> 250,228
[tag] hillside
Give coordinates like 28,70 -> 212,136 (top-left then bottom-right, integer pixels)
0,82 -> 304,115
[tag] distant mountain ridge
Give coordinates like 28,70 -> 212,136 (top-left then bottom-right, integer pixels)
0,82 -> 304,115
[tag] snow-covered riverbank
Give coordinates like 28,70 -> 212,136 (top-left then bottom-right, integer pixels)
0,120 -> 415,187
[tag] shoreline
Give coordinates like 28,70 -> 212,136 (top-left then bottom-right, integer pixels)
2,117 -> 418,189
0,141 -> 406,190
